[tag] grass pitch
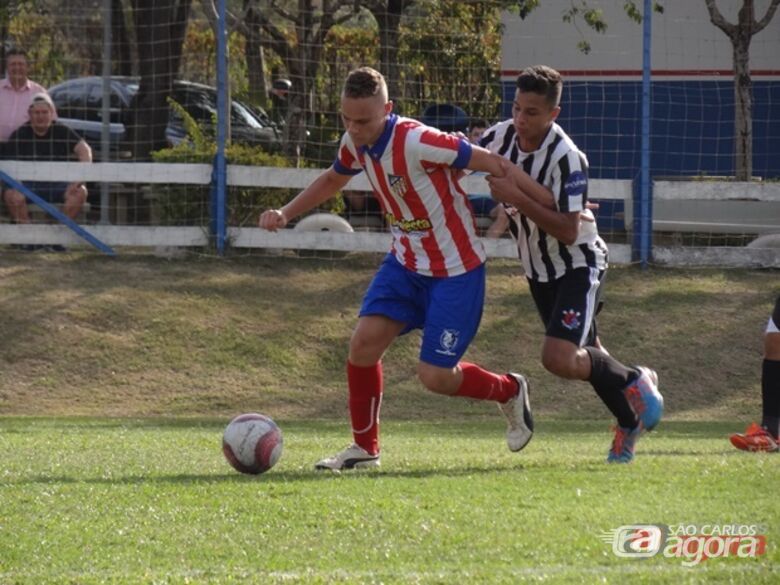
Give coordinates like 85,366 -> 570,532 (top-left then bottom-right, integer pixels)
0,252 -> 778,583
1,418 -> 778,584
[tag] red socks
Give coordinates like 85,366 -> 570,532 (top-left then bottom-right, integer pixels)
347,361 -> 515,455
347,360 -> 383,455
455,361 -> 518,403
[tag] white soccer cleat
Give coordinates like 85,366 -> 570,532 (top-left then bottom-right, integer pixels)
314,443 -> 380,471
498,373 -> 534,452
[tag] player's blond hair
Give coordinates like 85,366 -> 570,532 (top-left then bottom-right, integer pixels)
343,67 -> 388,101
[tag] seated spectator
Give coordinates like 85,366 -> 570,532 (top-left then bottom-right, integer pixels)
465,117 -> 508,238
0,48 -> 49,143
2,93 -> 92,228
342,189 -> 383,227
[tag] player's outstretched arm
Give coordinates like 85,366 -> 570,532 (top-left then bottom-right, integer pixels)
259,167 -> 351,231
467,149 -> 555,210
500,159 -> 556,209
487,172 -> 579,245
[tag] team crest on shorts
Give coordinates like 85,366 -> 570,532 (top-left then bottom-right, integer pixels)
561,309 -> 581,330
388,174 -> 408,198
436,329 -> 460,356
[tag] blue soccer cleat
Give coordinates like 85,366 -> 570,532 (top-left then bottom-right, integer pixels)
607,424 -> 643,463
624,367 -> 663,431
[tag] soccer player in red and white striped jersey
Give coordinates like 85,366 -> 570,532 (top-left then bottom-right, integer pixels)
260,67 -> 546,470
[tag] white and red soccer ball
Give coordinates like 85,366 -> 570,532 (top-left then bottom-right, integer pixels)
222,413 -> 283,475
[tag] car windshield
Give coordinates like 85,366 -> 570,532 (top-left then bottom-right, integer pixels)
232,101 -> 263,129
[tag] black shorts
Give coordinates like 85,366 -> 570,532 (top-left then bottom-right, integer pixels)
527,267 -> 605,347
17,181 -> 70,204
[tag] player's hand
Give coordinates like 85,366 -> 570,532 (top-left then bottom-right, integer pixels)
486,172 -> 520,205
259,209 -> 288,231
580,201 -> 599,222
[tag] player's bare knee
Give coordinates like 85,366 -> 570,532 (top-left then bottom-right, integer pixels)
4,189 -> 25,207
66,185 -> 87,203
417,362 -> 457,395
348,335 -> 382,366
542,349 -> 578,379
766,332 -> 780,361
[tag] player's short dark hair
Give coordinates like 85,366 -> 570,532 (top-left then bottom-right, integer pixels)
470,118 -> 487,130
516,65 -> 562,108
343,67 -> 387,100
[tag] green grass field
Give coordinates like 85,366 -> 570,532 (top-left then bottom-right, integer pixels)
0,252 -> 778,583
1,418 -> 777,584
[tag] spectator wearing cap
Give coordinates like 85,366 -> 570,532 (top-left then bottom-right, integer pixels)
0,48 -> 50,142
2,93 -> 92,226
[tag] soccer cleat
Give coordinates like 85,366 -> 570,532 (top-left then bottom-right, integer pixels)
729,423 -> 779,453
498,373 -> 534,452
314,443 -> 380,471
624,367 -> 663,431
607,424 -> 643,463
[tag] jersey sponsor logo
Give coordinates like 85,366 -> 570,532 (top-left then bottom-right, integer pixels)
387,174 -> 409,198
564,171 -> 588,197
385,214 -> 432,236
561,309 -> 582,330
435,328 -> 460,357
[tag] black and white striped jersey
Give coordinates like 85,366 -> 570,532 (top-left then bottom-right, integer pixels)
481,120 -> 608,283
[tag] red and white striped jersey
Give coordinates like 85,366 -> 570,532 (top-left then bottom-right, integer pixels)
333,114 -> 485,277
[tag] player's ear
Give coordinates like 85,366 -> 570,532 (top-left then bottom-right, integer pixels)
550,106 -> 561,122
385,100 -> 394,114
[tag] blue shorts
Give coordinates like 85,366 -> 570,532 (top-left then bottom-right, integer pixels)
360,254 -> 486,367
467,195 -> 498,217
19,181 -> 70,204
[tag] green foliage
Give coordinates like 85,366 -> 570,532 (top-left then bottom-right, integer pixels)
150,99 -> 296,226
397,1 -> 503,121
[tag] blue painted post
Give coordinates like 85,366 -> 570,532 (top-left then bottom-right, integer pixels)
637,0 -> 653,267
213,0 -> 228,255
0,170 -> 116,256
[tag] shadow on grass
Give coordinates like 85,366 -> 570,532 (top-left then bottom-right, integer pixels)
7,466 -> 524,486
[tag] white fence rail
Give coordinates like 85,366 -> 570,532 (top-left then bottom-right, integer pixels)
0,162 -> 778,266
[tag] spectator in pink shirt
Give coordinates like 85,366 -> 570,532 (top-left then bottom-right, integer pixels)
0,48 -> 49,142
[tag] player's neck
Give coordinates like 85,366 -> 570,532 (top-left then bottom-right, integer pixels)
517,125 -> 552,153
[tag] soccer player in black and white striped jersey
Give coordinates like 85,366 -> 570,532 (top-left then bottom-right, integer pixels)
484,65 -> 664,463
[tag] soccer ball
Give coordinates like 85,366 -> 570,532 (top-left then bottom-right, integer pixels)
222,413 -> 283,475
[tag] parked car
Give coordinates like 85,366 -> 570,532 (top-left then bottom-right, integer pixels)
47,76 -> 282,154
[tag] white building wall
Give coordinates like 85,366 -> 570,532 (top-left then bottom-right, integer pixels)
501,1 -> 780,81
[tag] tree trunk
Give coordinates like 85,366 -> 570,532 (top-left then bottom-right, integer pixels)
0,8 -> 8,78
376,1 -> 407,112
112,0 -> 134,76
127,0 -> 191,159
704,0 -> 780,181
245,3 -> 268,108
732,35 -> 752,181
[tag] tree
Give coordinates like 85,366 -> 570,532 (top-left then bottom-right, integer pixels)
126,0 -> 193,159
361,0 -> 414,111
253,0 -> 359,162
705,0 -> 780,181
